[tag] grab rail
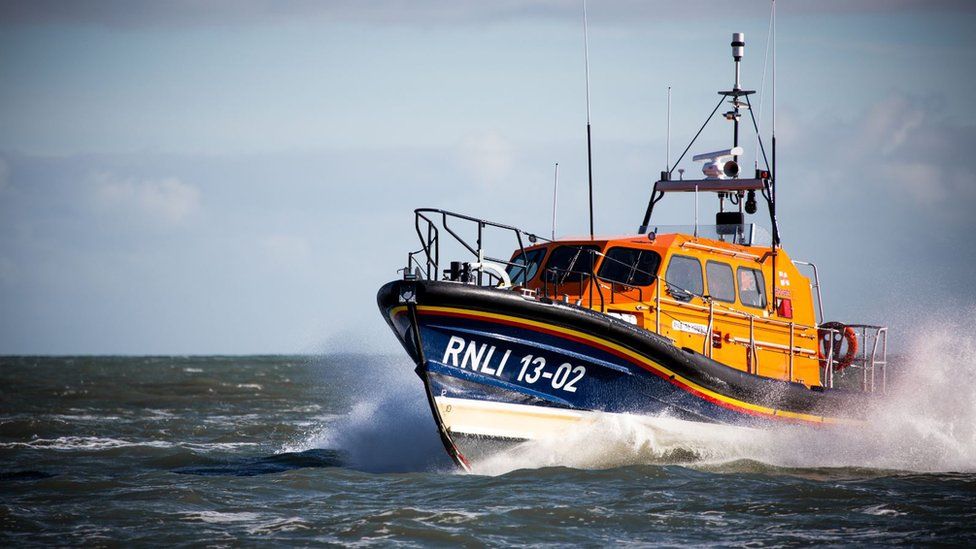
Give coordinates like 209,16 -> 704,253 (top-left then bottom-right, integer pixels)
402,208 -> 887,393
408,208 -> 549,285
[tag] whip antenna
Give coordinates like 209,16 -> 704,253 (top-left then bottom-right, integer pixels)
754,0 -> 774,169
666,86 -> 672,172
582,0 -> 594,238
551,162 -> 559,240
771,0 -> 778,247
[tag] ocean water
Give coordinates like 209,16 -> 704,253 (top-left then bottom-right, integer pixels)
2,324 -> 975,545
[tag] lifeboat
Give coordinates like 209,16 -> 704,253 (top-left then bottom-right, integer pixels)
376,33 -> 888,471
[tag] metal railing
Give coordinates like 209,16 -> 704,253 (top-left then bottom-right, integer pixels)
549,250 -> 888,391
406,208 -> 548,285
819,324 -> 888,393
538,249 -> 606,312
792,259 -> 824,325
535,248 -> 819,379
401,209 -> 887,392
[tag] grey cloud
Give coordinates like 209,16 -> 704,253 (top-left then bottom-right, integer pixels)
769,93 -> 976,334
1,93 -> 974,354
2,0 -> 972,29
0,146 -> 547,354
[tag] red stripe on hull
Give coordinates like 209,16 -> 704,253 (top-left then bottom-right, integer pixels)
417,308 -> 807,424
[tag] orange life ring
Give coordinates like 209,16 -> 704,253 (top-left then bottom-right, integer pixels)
818,322 -> 858,371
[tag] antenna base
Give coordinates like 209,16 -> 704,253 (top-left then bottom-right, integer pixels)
718,90 -> 755,97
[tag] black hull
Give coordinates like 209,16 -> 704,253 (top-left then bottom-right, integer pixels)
377,279 -> 873,468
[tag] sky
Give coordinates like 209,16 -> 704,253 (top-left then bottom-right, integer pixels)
1,0 -> 974,355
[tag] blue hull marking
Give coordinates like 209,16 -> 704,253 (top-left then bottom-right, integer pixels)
413,308 -> 757,426
426,322 -> 633,376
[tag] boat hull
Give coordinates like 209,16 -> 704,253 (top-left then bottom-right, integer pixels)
377,279 -> 868,470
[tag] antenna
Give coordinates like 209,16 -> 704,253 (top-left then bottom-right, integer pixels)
551,162 -> 559,240
730,32 -> 745,164
770,0 -> 779,313
732,32 -> 744,91
666,86 -> 672,172
582,0 -> 594,239
772,0 -> 777,143
771,0 -> 778,247
754,0 -> 774,169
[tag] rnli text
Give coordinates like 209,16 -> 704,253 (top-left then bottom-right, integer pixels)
441,335 -> 585,393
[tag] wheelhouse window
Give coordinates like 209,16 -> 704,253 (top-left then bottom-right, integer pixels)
598,247 -> 661,286
664,255 -> 703,302
737,267 -> 767,308
506,248 -> 546,285
705,261 -> 735,303
542,245 -> 599,284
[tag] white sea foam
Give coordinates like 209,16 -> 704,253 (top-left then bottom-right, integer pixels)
0,436 -> 258,452
295,312 -> 976,475
245,516 -> 311,534
859,504 -> 905,517
0,437 -> 174,451
52,414 -> 123,422
144,409 -> 177,420
475,310 -> 976,475
280,359 -> 451,473
182,511 -> 264,524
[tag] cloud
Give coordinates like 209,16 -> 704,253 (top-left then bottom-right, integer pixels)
2,0 -> 971,29
783,93 -> 976,226
457,131 -> 514,186
91,173 -> 201,225
853,96 -> 926,157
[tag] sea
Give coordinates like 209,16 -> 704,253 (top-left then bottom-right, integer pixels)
2,337 -> 975,545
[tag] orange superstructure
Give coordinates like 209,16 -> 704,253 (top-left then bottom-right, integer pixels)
508,231 -> 823,386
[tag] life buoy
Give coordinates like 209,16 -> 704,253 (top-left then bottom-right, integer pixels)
818,321 -> 858,371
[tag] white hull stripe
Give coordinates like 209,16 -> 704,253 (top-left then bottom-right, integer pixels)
435,397 -> 603,441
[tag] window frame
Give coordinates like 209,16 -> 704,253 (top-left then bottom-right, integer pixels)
664,254 -> 704,301
705,260 -> 736,303
736,266 -> 768,309
541,245 -> 600,284
597,246 -> 662,287
506,247 -> 547,285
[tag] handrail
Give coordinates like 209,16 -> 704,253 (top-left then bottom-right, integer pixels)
403,208 -> 887,392
410,208 -> 549,285
792,259 -> 824,324
817,324 -> 887,393
681,240 -> 761,260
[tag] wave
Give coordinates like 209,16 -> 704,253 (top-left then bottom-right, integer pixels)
0,436 -> 259,452
476,310 -> 976,475
289,311 -> 976,476
174,448 -> 344,476
280,357 -> 452,473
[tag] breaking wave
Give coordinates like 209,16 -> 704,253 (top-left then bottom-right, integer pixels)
476,311 -> 976,475
292,312 -> 976,476
281,359 -> 452,473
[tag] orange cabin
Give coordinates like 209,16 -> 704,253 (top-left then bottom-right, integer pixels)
505,231 -> 822,387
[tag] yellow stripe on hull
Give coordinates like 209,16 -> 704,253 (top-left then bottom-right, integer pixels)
393,304 -> 859,426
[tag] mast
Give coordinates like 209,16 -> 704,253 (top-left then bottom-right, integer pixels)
731,32 -> 744,165
666,86 -> 672,172
770,0 -> 778,314
638,27 -> 781,245
551,162 -> 559,240
582,0 -> 595,239
771,0 -> 778,247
